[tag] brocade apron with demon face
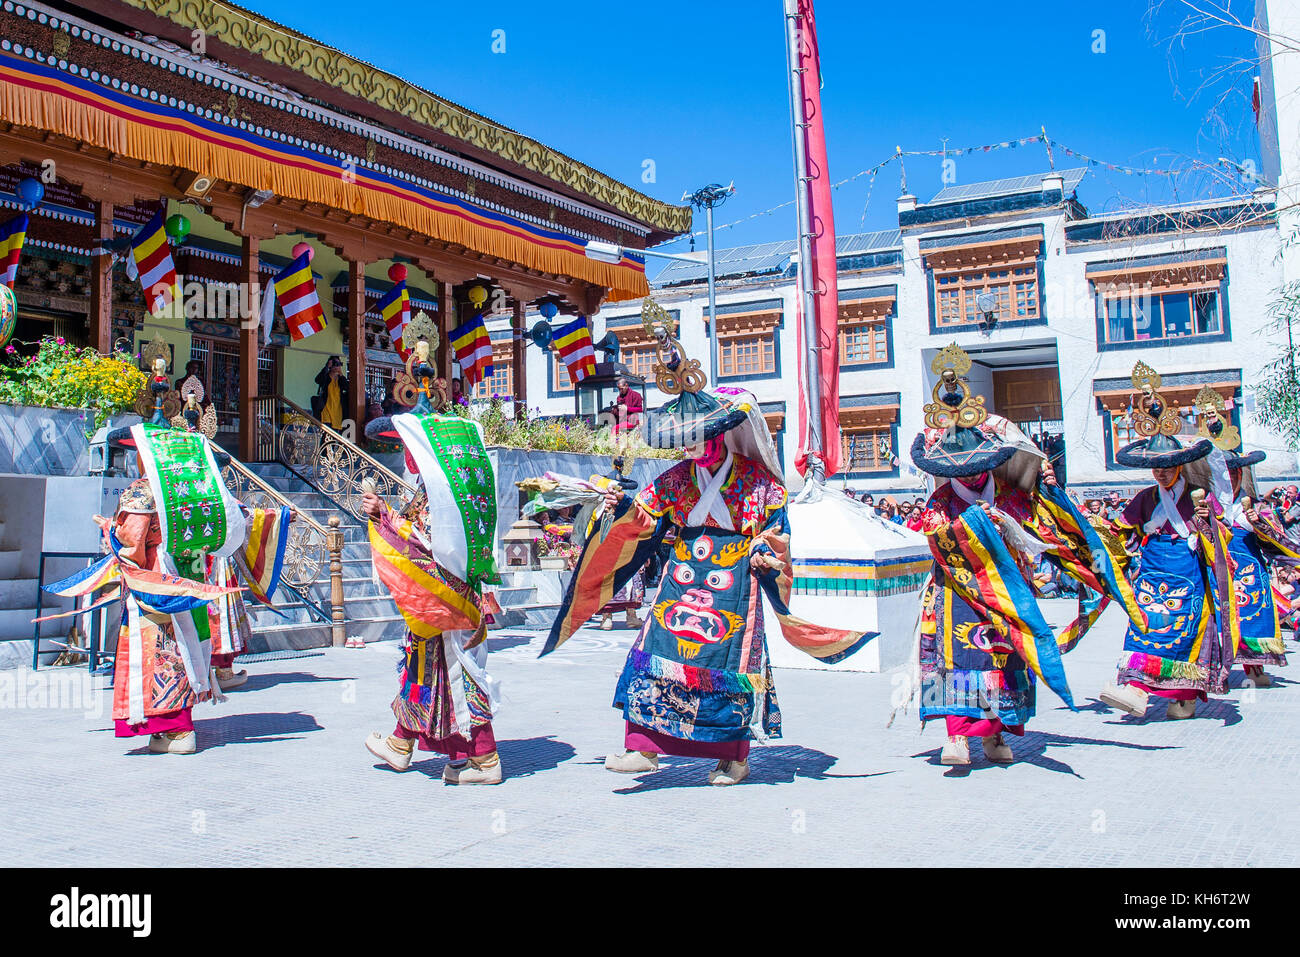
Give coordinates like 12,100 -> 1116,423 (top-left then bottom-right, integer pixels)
613,526 -> 779,743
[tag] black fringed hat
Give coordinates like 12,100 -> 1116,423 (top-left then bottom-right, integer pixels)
1113,363 -> 1214,469
1225,450 -> 1266,469
910,343 -> 1021,478
638,297 -> 745,450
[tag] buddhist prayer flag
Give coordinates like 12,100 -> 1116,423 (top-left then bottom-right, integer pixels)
790,0 -> 842,477
127,212 -> 181,316
376,280 -> 411,361
258,251 -> 326,343
0,212 -> 28,288
554,315 -> 597,383
450,312 -> 493,386
275,252 -> 327,342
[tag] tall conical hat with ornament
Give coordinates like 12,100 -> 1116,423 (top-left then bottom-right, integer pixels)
909,342 -> 1043,482
638,297 -> 747,449
1113,361 -> 1214,469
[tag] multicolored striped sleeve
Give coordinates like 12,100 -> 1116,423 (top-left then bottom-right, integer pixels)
234,506 -> 292,605
751,507 -> 877,665
542,499 -> 661,655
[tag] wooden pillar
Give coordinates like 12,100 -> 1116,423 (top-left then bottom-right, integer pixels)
238,234 -> 260,462
89,199 -> 114,353
437,281 -> 455,383
512,298 -> 527,419
347,258 -> 366,443
328,516 -> 346,647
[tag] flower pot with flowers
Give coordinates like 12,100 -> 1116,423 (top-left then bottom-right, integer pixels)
0,336 -> 147,432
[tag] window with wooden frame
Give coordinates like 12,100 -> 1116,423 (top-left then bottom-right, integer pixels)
622,343 -> 658,379
925,235 -> 1043,328
473,348 -> 513,399
841,428 -> 894,473
602,322 -> 659,381
838,405 -> 898,473
716,306 -> 781,378
1091,258 -> 1226,346
552,353 -> 573,392
1095,380 -> 1239,462
838,296 -> 893,365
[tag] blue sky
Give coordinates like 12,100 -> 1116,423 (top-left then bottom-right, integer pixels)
253,0 -> 1262,251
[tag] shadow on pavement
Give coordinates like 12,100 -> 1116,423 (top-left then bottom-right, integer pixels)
404,735 -> 577,781
609,744 -> 889,793
485,636 -> 535,653
188,710 -> 324,748
235,671 -> 354,693
913,729 -> 1177,778
1093,695 -> 1244,728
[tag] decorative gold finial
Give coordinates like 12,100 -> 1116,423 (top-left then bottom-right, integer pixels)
142,334 -> 170,374
1194,385 -> 1240,451
923,342 -> 987,431
404,310 -> 437,357
641,297 -> 704,395
1127,360 -> 1182,438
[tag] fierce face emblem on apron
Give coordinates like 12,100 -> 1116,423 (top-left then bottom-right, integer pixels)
652,531 -> 746,660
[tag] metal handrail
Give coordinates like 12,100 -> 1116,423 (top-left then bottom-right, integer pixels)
222,455 -> 330,539
268,393 -> 417,523
276,394 -> 416,494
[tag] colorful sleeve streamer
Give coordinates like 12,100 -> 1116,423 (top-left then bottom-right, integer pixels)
369,508 -> 480,639
543,498 -> 663,655
41,536 -> 239,616
749,507 -> 877,664
1030,482 -> 1148,650
928,504 -> 1075,709
234,506 -> 292,605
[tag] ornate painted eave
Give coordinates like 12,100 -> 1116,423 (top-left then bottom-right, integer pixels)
107,0 -> 692,237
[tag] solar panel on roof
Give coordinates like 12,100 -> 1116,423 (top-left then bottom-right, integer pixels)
651,230 -> 903,286
928,168 -> 1087,205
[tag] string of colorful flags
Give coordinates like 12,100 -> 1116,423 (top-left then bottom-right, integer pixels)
688,131 -> 1258,239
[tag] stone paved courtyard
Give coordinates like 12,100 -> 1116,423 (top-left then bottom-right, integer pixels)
0,602 -> 1293,867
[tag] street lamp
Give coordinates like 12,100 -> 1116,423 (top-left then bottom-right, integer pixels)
683,183 -> 735,337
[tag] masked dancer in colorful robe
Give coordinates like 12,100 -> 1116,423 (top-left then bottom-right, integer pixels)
361,334 -> 504,785
44,359 -> 293,754
1098,368 -> 1240,721
1211,408 -> 1294,687
544,299 -> 874,787
907,345 -> 1145,767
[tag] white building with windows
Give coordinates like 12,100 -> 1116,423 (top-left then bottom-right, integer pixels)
484,168 -> 1289,495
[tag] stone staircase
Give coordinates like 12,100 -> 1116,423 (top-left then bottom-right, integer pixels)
241,462 -> 407,651
0,520 -> 40,669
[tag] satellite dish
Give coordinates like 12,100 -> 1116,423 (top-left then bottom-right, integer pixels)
595,330 -> 620,363
530,321 -> 553,349
974,292 -> 998,315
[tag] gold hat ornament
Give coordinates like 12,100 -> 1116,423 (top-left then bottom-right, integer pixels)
923,343 -> 988,431
171,392 -> 218,439
133,337 -> 180,420
1127,360 -> 1184,438
1194,385 -> 1240,451
392,310 -> 447,409
642,297 -> 705,396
